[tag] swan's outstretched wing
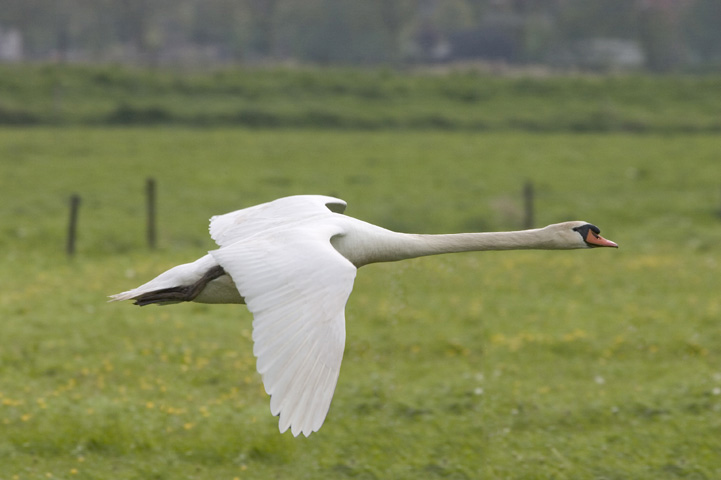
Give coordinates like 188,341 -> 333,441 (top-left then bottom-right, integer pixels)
210,195 -> 346,247
210,222 -> 356,437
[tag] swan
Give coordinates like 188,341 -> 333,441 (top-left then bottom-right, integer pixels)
111,194 -> 617,437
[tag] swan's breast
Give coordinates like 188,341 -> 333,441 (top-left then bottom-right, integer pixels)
329,217 -> 411,268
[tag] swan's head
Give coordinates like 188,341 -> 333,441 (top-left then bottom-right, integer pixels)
546,221 -> 618,249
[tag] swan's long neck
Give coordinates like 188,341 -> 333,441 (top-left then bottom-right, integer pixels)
405,229 -> 561,255
337,221 -> 566,268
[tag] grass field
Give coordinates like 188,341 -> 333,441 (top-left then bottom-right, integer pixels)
1,73 -> 721,478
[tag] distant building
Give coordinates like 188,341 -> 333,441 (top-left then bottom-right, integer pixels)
0,26 -> 23,62
551,38 -> 645,71
447,26 -> 520,63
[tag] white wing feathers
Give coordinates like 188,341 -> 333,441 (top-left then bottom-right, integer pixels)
210,195 -> 346,247
210,221 -> 356,437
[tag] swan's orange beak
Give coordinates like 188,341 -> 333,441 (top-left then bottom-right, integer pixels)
585,230 -> 618,248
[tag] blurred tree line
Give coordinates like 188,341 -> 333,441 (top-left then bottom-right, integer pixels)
1,0 -> 720,71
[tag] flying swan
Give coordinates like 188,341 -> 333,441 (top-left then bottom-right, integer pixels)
111,194 -> 617,437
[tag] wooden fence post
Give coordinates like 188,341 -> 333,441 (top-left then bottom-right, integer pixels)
523,181 -> 534,229
146,177 -> 157,249
66,194 -> 81,257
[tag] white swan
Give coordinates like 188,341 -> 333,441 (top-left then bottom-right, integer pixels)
111,194 -> 617,437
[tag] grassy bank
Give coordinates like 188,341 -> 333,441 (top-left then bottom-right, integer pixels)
1,65 -> 721,132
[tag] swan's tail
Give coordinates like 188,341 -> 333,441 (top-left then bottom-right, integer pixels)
109,285 -> 197,306
110,255 -> 227,306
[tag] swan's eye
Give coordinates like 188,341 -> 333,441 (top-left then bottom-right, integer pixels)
575,224 -> 601,237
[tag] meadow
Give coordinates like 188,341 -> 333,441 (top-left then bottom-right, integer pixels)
1,68 -> 721,479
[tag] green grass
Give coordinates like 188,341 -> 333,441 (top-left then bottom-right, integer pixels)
1,64 -> 721,132
2,126 -> 721,479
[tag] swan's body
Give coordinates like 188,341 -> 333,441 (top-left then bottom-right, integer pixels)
111,195 -> 617,436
